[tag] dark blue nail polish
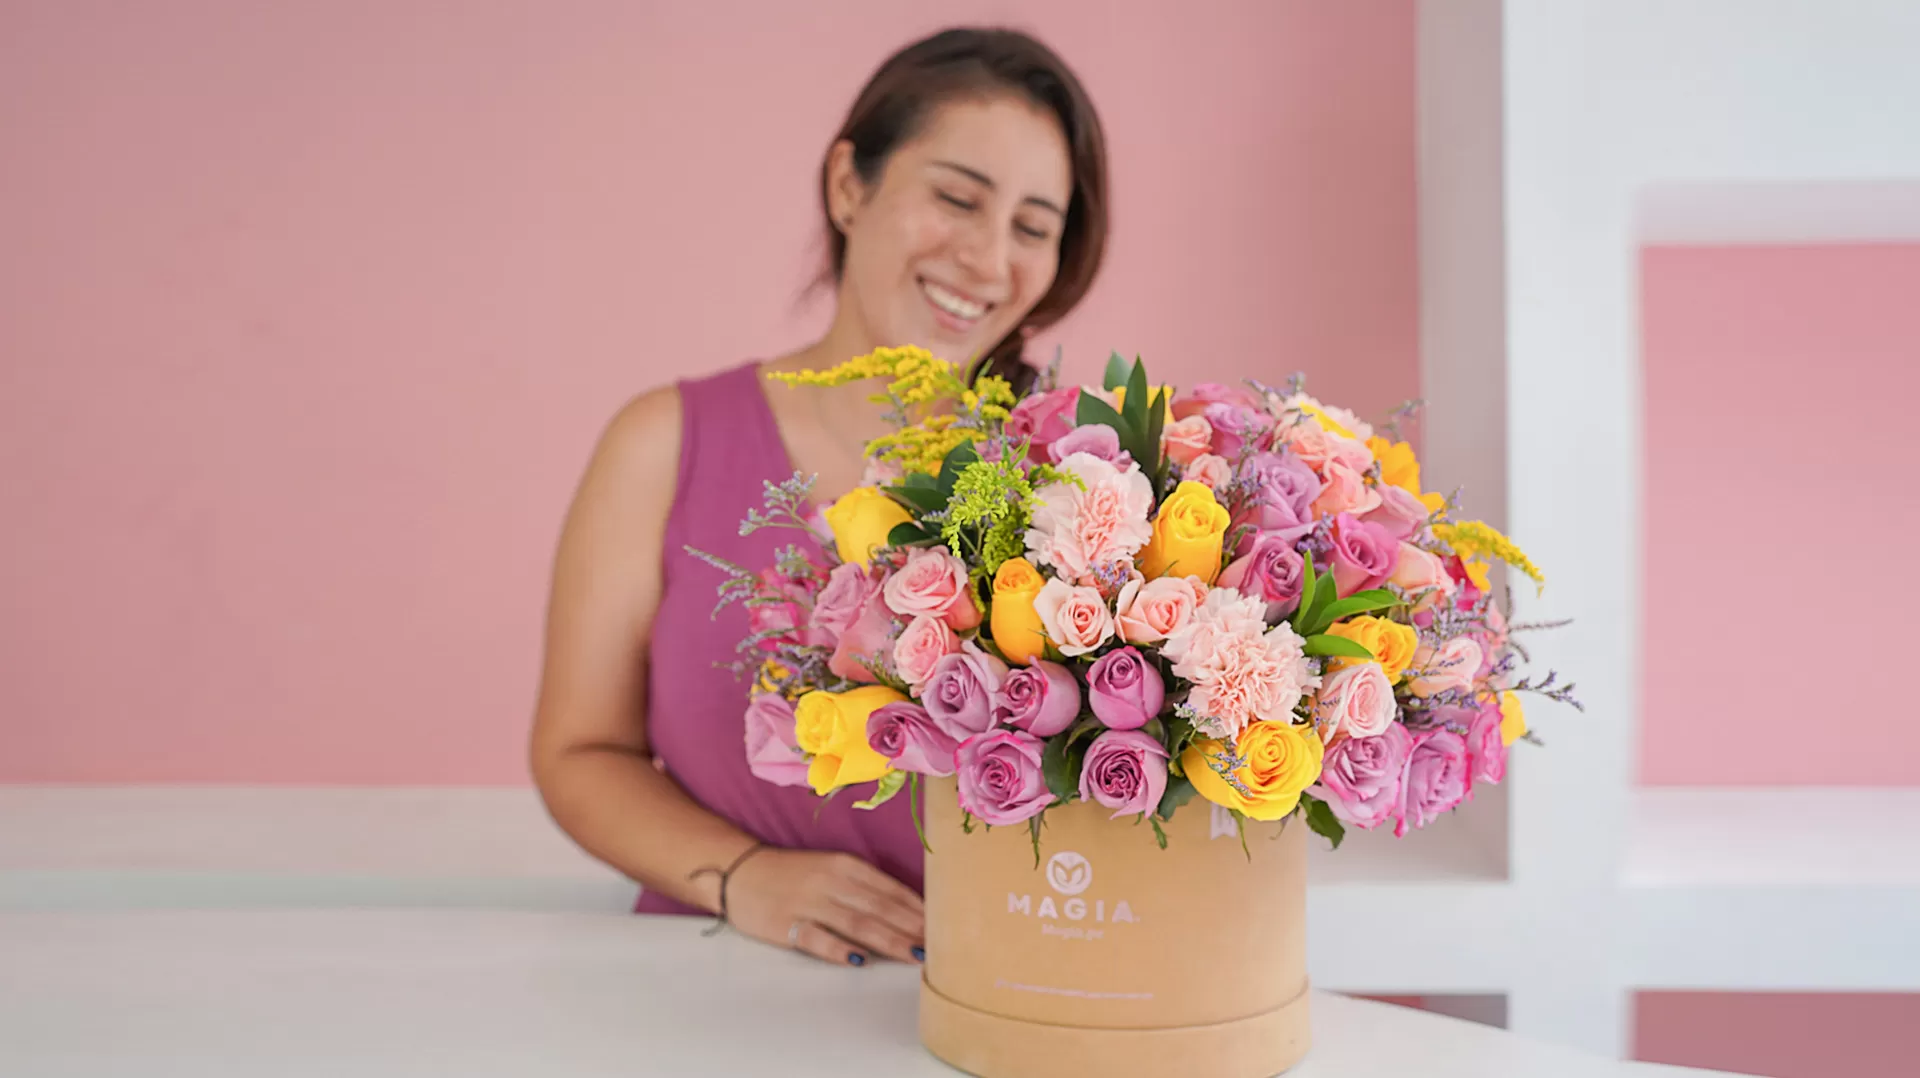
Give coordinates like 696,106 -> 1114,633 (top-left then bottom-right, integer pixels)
911,946 -> 926,962
848,952 -> 866,966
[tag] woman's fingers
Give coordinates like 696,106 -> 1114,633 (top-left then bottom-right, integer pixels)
788,919 -> 870,967
827,855 -> 925,940
805,899 -> 921,965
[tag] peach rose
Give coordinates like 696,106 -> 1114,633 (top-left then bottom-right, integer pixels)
1032,578 -> 1115,657
1184,453 -> 1234,492
1114,574 -> 1204,645
892,614 -> 960,689
1407,636 -> 1484,698
882,546 -> 981,631
1389,543 -> 1455,607
1311,460 -> 1383,518
1160,416 -> 1214,466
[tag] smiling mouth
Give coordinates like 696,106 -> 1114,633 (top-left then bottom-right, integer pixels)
919,277 -> 994,327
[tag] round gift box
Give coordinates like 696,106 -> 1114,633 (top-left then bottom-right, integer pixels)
918,776 -> 1311,1078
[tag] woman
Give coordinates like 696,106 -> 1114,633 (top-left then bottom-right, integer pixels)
529,27 -> 1109,968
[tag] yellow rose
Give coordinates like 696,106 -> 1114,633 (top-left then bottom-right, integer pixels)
1325,615 -> 1419,683
1499,691 -> 1526,747
1366,436 -> 1423,496
990,557 -> 1048,666
1181,720 -> 1325,821
1139,481 -> 1231,584
824,486 -> 914,567
794,685 -> 905,795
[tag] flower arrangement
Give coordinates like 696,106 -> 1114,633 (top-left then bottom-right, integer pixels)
698,347 -> 1577,857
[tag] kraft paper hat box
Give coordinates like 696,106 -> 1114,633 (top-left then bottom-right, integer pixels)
919,777 -> 1310,1078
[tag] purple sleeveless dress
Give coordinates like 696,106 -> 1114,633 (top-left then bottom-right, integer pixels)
634,360 -> 923,916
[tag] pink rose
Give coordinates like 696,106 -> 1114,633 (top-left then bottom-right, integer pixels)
923,642 -> 1009,739
1216,532 -> 1306,620
1005,388 -> 1080,463
1280,420 -> 1337,474
1050,423 -> 1127,466
1389,544 -> 1455,607
1313,723 -> 1412,830
810,561 -> 878,640
1312,662 -> 1397,743
867,700 -> 960,777
744,693 -> 810,788
1171,382 -> 1260,421
956,729 -> 1053,826
883,546 -> 981,631
1407,636 -> 1484,699
1114,574 -> 1203,644
1077,730 -> 1170,819
1024,453 -> 1156,586
1329,513 -> 1400,597
1032,578 -> 1115,656
1238,450 -> 1321,542
1200,402 -> 1269,460
1311,460 -> 1383,519
1394,729 -> 1472,836
1467,702 -> 1508,785
892,614 -> 959,689
1329,433 -> 1374,474
1086,647 -> 1165,730
827,588 -> 897,684
1365,484 -> 1431,543
1184,453 -> 1233,491
1160,416 -> 1214,466
992,660 -> 1081,737
1443,555 -> 1485,608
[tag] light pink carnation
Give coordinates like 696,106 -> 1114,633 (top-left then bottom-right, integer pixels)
1024,452 -> 1155,586
1161,588 -> 1319,739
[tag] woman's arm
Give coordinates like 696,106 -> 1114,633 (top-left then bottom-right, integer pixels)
528,387 -> 924,965
528,386 -> 754,914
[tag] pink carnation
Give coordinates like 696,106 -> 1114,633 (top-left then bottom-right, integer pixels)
1024,452 -> 1155,586
1161,588 -> 1319,739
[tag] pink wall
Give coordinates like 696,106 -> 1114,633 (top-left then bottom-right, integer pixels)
1635,992 -> 1920,1077
1638,243 -> 1920,785
0,1 -> 1417,784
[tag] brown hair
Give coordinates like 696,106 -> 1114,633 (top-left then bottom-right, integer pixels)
819,27 -> 1109,395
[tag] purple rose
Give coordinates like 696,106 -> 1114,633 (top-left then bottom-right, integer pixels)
1201,402 -> 1269,460
1330,513 -> 1401,597
866,701 -> 961,777
1049,424 -> 1127,466
1393,729 -> 1472,837
1466,703 -> 1508,785
1239,451 -> 1322,543
743,693 -> 810,788
1312,724 -> 1412,830
825,588 -> 895,685
956,729 -> 1053,826
1077,729 -> 1170,818
1086,647 -> 1165,730
992,660 -> 1081,738
1005,388 -> 1079,463
1363,483 -> 1430,543
923,642 -> 1008,740
1216,531 -> 1306,618
1171,382 -> 1261,421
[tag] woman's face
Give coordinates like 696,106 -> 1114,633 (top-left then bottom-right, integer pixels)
831,94 -> 1073,364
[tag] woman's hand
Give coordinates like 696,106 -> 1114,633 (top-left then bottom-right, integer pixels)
726,848 -> 924,967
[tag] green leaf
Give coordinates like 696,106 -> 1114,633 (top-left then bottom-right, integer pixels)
853,770 -> 908,810
936,440 -> 982,500
1042,732 -> 1083,803
907,773 -> 931,854
1121,357 -> 1149,432
1140,718 -> 1167,744
887,481 -> 947,514
1291,550 -> 1318,633
1156,774 -> 1198,820
1103,352 -> 1131,391
1311,570 -> 1339,623
1065,716 -> 1105,751
1142,386 -> 1169,483
1301,793 -> 1346,850
1306,589 -> 1400,637
1150,817 -> 1168,850
961,811 -> 975,835
1304,634 -> 1377,660
1075,389 -> 1135,442
886,522 -> 935,548
1236,813 -> 1250,861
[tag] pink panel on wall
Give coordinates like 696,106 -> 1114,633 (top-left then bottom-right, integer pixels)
1639,243 -> 1920,785
0,1 -> 1416,783
1636,991 -> 1920,1077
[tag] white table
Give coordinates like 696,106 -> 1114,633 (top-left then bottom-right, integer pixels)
0,911 -> 1728,1077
